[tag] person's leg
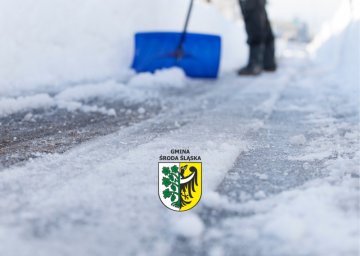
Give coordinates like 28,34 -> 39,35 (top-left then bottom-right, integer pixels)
263,10 -> 277,71
238,0 -> 272,75
238,0 -> 266,75
239,0 -> 267,46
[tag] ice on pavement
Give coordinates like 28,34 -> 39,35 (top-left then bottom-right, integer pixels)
0,0 -> 359,256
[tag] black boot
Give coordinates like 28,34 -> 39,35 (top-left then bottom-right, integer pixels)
263,41 -> 277,71
238,45 -> 264,76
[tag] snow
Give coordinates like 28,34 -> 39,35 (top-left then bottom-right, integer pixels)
202,191 -> 229,208
137,107 -> 146,114
0,0 -> 246,98
56,100 -> 117,116
0,0 -> 359,255
289,134 -> 307,146
219,156 -> 359,255
0,100 -> 250,255
0,88 -> 120,117
254,172 -> 269,180
171,213 -> 204,238
199,4 -> 359,254
128,68 -> 187,88
0,94 -> 54,117
54,80 -> 126,102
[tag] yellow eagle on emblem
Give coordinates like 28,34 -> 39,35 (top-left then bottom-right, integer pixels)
180,165 -> 199,208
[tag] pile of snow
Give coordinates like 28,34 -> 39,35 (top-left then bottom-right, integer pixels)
308,0 -> 360,86
0,80 -> 130,117
0,68 -> 189,118
0,94 -> 54,117
0,0 -> 246,97
128,68 -> 187,88
308,0 -> 359,140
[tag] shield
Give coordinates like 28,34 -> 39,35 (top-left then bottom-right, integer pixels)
158,162 -> 202,211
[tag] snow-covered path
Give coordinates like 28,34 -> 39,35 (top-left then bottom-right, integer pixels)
0,42 -> 359,256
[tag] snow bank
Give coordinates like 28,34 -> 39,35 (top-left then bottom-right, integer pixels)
0,0 -> 245,97
0,69 -> 190,118
309,0 -> 360,88
0,80 -> 129,117
54,80 -> 126,102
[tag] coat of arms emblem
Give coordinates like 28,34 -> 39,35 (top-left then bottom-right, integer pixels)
158,162 -> 202,211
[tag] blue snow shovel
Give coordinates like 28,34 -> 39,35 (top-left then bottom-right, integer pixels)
131,0 -> 221,78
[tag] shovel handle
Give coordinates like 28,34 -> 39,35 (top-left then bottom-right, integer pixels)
176,0 -> 194,57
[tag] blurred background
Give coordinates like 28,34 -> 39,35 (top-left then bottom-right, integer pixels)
203,0 -> 345,41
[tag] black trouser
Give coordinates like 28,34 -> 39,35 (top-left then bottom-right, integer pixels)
239,0 -> 274,47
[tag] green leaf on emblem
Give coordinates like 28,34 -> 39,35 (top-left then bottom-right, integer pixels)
162,177 -> 171,187
162,167 -> 170,176
171,165 -> 178,173
163,189 -> 172,199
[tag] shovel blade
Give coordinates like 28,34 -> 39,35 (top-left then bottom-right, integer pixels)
131,32 -> 221,78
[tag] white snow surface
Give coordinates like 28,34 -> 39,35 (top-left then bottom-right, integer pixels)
0,1 -> 359,256
0,0 -> 246,98
0,68 -> 188,117
0,94 -> 54,117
